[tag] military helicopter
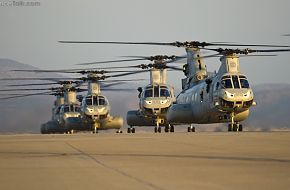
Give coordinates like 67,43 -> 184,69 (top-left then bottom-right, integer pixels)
59,40 -> 290,132
79,55 -> 184,133
9,69 -> 145,133
0,80 -> 84,134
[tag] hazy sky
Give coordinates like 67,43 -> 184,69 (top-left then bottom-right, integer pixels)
1,0 -> 290,88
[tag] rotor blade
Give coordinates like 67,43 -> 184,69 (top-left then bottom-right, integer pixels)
250,49 -> 290,53
7,82 -> 61,87
0,91 -> 54,100
101,82 -> 126,88
282,34 -> 290,36
108,70 -> 149,78
102,88 -> 136,92
165,66 -> 183,71
0,77 -> 75,81
103,79 -> 146,82
77,58 -> 146,65
0,87 -> 63,92
239,54 -> 278,57
203,48 -> 290,55
59,41 -> 290,48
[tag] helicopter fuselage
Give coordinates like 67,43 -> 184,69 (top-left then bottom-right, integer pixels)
127,83 -> 175,126
80,93 -> 123,131
167,73 -> 255,124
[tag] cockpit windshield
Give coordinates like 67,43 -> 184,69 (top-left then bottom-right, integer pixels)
160,88 -> 170,97
144,89 -> 153,97
221,76 -> 233,89
85,95 -> 107,106
221,75 -> 250,89
144,85 -> 170,98
240,78 -> 250,88
63,105 -> 80,113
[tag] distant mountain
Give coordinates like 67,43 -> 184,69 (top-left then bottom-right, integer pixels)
0,59 -> 59,133
245,83 -> 290,131
0,59 -> 289,133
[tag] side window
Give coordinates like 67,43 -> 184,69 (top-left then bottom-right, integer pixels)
215,82 -> 220,90
200,90 -> 204,102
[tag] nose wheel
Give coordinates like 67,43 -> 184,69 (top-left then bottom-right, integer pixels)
92,122 -> 99,134
228,123 -> 243,132
228,113 -> 243,132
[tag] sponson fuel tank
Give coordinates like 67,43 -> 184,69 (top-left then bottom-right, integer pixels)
127,110 -> 156,126
166,104 -> 195,124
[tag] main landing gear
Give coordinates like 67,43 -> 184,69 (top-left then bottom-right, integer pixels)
127,126 -> 135,133
92,123 -> 99,134
187,124 -> 195,132
228,123 -> 243,132
116,130 -> 123,133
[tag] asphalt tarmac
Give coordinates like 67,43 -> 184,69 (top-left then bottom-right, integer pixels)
0,132 -> 289,190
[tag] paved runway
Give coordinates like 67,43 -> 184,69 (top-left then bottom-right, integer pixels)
0,132 -> 289,190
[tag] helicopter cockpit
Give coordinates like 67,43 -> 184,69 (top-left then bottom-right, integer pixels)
220,75 -> 250,89
144,85 -> 171,98
85,95 -> 108,106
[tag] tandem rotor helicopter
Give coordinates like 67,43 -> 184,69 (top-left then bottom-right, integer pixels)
79,55 -> 185,133
59,40 -> 290,132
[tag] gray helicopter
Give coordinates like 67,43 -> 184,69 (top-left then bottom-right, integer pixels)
80,55 -> 184,133
59,40 -> 290,132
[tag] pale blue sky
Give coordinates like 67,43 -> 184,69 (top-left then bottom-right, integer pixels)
0,0 -> 290,88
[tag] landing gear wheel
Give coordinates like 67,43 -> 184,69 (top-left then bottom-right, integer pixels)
127,127 -> 132,133
170,125 -> 175,133
192,126 -> 195,132
154,127 -> 157,133
233,124 -> 238,132
116,130 -> 122,134
238,124 -> 243,132
188,125 -> 195,132
228,124 -> 233,132
132,128 -> 136,133
165,125 -> 169,133
158,127 -> 161,133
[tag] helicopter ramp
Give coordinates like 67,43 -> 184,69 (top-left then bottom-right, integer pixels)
0,132 -> 289,190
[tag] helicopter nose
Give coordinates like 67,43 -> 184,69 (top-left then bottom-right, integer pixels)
216,89 -> 254,110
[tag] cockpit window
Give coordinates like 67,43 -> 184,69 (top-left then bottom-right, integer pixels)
144,85 -> 170,97
63,105 -> 80,113
240,78 -> 250,88
99,97 -> 106,105
86,96 -> 93,105
221,75 -> 250,89
232,75 -> 240,89
85,95 -> 107,106
144,89 -> 153,97
160,88 -> 170,97
221,79 -> 232,89
64,106 -> 70,112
